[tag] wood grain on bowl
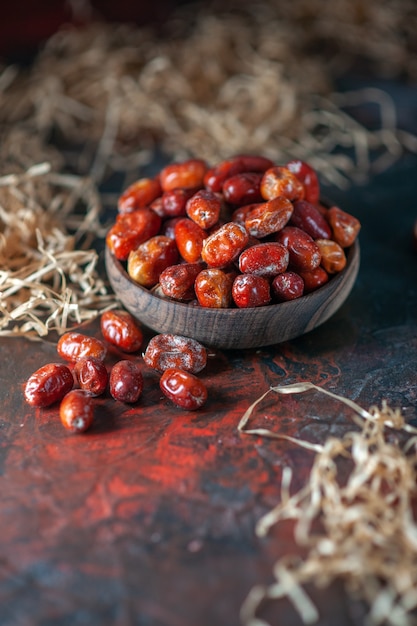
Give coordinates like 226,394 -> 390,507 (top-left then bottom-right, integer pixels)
105,241 -> 360,350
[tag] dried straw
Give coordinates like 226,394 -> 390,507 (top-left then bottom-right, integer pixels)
0,163 -> 116,338
239,383 -> 417,626
0,1 -> 416,187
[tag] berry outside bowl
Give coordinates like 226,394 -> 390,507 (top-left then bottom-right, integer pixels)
104,240 -> 360,350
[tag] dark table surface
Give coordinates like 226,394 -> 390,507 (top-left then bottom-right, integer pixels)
1,78 -> 417,626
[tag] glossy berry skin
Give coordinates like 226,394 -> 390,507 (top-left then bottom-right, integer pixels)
110,360 -> 143,403
149,196 -> 164,217
235,154 -> 274,173
204,155 -> 274,192
299,266 -> 329,293
260,166 -> 305,202
106,208 -> 162,261
315,239 -> 347,274
160,159 -> 207,192
231,203 -> 261,225
244,197 -> 293,238
238,242 -> 289,277
160,187 -> 198,218
194,268 -> 235,308
186,189 -> 221,229
275,226 -> 321,272
144,334 -> 207,374
272,271 -> 304,301
174,218 -> 206,263
24,363 -> 74,407
160,368 -> 207,410
60,389 -> 94,433
327,206 -> 361,248
117,177 -> 162,213
290,200 -> 332,240
74,357 -> 108,396
232,274 -> 271,308
100,309 -> 143,353
286,159 -> 320,205
201,222 -> 249,268
159,262 -> 203,301
222,172 -> 263,206
57,332 -> 107,362
236,155 -> 275,173
127,236 -> 179,288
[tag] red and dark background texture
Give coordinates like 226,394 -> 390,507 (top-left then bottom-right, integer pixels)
1,2 -> 417,624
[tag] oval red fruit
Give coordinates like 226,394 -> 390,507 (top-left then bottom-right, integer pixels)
160,368 -> 207,410
232,274 -> 271,308
110,360 -> 143,403
24,363 -> 74,407
60,389 -> 94,433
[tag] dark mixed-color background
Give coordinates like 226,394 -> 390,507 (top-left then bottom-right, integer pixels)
1,1 -> 417,625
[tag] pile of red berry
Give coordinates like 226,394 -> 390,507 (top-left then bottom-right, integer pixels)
23,310 -> 210,432
107,155 -> 361,308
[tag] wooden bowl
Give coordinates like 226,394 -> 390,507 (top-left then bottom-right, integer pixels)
105,241 -> 360,350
